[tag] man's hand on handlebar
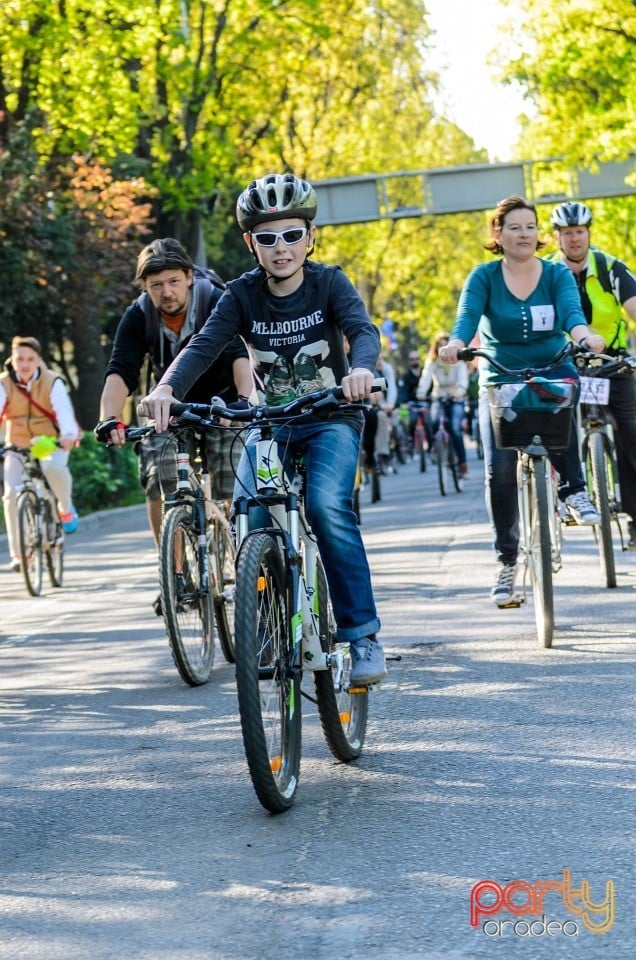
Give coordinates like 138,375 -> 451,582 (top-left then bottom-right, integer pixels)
341,367 -> 375,402
438,340 -> 464,365
138,385 -> 176,433
94,417 -> 127,446
578,334 -> 605,355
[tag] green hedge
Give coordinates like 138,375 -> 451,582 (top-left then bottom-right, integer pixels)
1,434 -> 144,533
70,433 -> 145,514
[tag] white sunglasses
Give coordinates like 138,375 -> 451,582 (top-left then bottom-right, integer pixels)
251,227 -> 309,247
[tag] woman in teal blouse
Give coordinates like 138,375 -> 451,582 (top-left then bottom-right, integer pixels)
440,195 -> 604,607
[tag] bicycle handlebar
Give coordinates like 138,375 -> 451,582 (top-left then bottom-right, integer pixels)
574,351 -> 636,378
140,377 -> 388,428
457,341 -> 578,380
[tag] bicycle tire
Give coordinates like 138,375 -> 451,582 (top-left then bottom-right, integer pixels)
435,434 -> 447,496
448,442 -> 462,493
414,422 -> 426,472
473,420 -> 484,459
370,466 -> 381,503
211,516 -> 236,662
313,559 -> 368,762
234,533 -> 301,813
18,491 -> 43,597
588,432 -> 617,589
44,499 -> 64,588
527,461 -> 554,649
353,484 -> 361,525
160,505 -> 215,686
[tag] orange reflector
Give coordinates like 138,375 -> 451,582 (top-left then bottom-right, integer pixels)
339,712 -> 351,724
270,756 -> 282,772
348,686 -> 367,694
257,576 -> 266,591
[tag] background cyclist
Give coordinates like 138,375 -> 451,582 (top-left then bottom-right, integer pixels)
548,201 -> 636,549
138,173 -> 386,686
1,336 -> 79,572
95,238 -> 253,554
416,331 -> 469,477
439,196 -> 604,607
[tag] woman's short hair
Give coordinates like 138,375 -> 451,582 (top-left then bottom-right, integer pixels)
484,195 -> 547,254
134,238 -> 194,286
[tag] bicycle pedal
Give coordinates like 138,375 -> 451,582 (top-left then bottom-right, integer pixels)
385,654 -> 402,661
561,515 -> 578,527
496,597 -> 522,609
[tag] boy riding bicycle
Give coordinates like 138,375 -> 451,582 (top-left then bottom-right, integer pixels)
139,173 -> 386,685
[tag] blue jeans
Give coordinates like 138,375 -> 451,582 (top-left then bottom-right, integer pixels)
478,390 -> 585,564
234,419 -> 381,644
431,399 -> 467,464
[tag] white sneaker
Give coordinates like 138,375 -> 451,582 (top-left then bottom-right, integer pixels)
565,492 -> 601,525
491,562 -> 517,606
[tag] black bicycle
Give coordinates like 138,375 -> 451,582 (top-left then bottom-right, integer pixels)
431,397 -> 463,496
126,419 -> 237,684
575,350 -> 636,588
1,442 -> 64,596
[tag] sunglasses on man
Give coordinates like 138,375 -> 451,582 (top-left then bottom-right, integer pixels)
251,227 -> 308,247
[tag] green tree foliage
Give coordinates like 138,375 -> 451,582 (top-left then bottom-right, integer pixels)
499,0 -> 636,166
0,0 -> 492,368
496,0 -> 636,269
0,125 -> 155,425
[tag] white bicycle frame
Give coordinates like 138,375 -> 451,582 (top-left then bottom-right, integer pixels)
235,436 -> 334,673
517,447 -> 563,593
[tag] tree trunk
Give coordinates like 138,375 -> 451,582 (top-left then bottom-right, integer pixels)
68,312 -> 106,431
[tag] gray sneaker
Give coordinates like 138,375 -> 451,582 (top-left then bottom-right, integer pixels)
565,491 -> 601,525
491,562 -> 517,607
350,637 -> 387,685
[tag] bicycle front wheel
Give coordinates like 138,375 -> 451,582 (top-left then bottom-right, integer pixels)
211,516 -> 236,663
526,460 -> 554,649
160,505 -> 215,686
313,559 -> 368,762
588,432 -> 616,589
18,492 -> 43,597
234,533 -> 301,813
45,501 -> 64,588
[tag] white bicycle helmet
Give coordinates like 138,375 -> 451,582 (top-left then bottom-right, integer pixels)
550,201 -> 593,228
236,173 -> 318,231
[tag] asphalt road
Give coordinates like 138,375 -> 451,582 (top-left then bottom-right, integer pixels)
0,444 -> 634,959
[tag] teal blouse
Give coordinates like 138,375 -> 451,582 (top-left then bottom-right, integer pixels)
451,258 -> 588,386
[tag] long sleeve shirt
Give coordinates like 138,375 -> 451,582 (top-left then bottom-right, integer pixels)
417,358 -> 469,401
159,262 -> 380,415
451,258 -> 588,386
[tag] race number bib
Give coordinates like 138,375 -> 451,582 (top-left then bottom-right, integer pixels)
579,377 -> 610,405
530,305 -> 555,331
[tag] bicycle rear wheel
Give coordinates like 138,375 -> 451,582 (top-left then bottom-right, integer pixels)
234,533 -> 301,813
414,421 -> 426,472
587,432 -> 617,589
435,434 -> 447,496
160,505 -> 215,686
525,460 -> 554,648
313,559 -> 368,762
448,444 -> 462,493
210,516 -> 236,662
18,491 -> 43,597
